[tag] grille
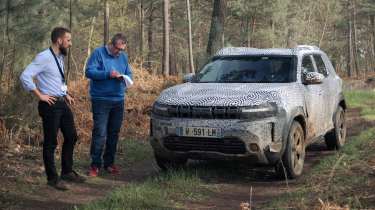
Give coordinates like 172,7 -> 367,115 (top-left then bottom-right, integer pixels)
166,105 -> 241,119
163,136 -> 246,154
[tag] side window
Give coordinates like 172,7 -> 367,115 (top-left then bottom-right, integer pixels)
301,55 -> 315,73
313,55 -> 328,76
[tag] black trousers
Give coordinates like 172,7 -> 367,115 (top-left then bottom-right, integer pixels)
38,100 -> 78,181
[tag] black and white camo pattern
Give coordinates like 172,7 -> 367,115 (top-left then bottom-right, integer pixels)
157,83 -> 302,108
303,72 -> 325,83
151,46 -> 343,163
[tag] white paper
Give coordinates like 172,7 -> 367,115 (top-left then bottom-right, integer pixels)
120,75 -> 134,87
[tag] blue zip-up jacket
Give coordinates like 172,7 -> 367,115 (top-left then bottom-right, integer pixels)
85,46 -> 133,101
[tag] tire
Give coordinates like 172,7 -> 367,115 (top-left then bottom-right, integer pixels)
325,106 -> 346,150
275,121 -> 305,179
154,153 -> 187,170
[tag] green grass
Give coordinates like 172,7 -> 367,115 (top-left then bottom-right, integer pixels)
116,139 -> 153,167
80,169 -> 210,210
73,138 -> 152,170
344,90 -> 375,120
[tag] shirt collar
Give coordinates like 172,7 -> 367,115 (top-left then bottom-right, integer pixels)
105,45 -> 116,57
105,45 -> 122,57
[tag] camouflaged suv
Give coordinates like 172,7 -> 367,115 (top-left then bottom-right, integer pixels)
150,45 -> 347,178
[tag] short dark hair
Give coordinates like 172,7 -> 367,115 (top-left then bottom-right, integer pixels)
110,33 -> 127,45
51,27 -> 71,43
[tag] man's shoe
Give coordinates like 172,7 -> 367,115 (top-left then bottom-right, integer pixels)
104,165 -> 120,175
88,166 -> 99,177
47,179 -> 69,191
61,171 -> 86,183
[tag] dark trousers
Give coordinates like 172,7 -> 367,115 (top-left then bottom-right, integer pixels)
90,99 -> 124,168
38,100 -> 78,181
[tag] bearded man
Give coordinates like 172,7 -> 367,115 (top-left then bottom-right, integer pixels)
20,27 -> 85,191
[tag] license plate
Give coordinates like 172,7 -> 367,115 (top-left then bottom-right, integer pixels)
178,127 -> 221,138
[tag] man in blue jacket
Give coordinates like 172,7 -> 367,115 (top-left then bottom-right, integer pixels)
85,33 -> 133,177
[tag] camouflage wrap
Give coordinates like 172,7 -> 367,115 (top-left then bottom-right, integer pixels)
150,46 -> 344,165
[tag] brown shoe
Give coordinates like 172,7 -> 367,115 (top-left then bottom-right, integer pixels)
47,179 -> 69,191
61,170 -> 86,183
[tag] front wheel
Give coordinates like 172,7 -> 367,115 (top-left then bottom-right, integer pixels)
325,106 -> 346,150
275,121 -> 305,179
154,153 -> 187,171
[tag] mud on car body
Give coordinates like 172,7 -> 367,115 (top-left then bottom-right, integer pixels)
150,45 -> 347,178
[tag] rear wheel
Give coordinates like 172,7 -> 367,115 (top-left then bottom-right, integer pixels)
325,106 -> 346,150
275,121 -> 305,179
154,153 -> 187,170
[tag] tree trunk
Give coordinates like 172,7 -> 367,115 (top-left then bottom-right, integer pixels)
245,16 -> 250,47
370,15 -> 375,71
146,3 -> 155,73
104,0 -> 109,45
318,2 -> 330,48
139,0 -> 144,69
271,20 -> 275,47
352,0 -> 360,77
206,0 -> 226,58
186,0 -> 195,74
7,44 -> 15,91
347,0 -> 353,77
67,0 -> 72,84
0,0 -> 10,82
169,8 -> 177,76
82,16 -> 96,78
247,16 -> 256,47
162,0 -> 170,77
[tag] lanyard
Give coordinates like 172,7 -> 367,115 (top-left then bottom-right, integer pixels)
49,47 -> 65,83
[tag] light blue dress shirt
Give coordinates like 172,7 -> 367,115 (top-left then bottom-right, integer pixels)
20,48 -> 66,97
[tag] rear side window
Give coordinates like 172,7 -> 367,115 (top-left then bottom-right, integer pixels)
302,55 -> 315,73
313,55 -> 328,76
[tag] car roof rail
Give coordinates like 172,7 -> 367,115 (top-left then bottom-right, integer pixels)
295,45 -> 320,51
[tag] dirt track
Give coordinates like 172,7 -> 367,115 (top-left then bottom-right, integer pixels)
2,108 -> 375,210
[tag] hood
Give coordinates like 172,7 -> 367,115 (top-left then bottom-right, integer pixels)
157,83 -> 297,107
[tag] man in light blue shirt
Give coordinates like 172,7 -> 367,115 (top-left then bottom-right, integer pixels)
86,33 -> 133,176
20,27 -> 85,190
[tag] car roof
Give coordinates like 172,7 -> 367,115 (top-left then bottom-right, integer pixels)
214,45 -> 323,57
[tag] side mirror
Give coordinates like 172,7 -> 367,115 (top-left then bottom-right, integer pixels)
182,73 -> 195,83
303,72 -> 324,85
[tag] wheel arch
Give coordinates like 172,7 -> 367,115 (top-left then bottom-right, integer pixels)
279,107 -> 307,160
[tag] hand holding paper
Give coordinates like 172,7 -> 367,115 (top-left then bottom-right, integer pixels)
120,75 -> 134,87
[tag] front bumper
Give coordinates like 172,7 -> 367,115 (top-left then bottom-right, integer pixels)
150,114 -> 287,165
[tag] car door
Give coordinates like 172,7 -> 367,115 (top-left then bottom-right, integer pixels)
312,54 -> 332,133
301,54 -> 326,141
319,53 -> 342,131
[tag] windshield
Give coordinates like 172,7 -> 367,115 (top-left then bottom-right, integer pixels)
194,56 -> 296,83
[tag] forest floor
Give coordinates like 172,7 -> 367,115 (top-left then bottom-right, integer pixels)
1,107 -> 374,210
1,79 -> 375,210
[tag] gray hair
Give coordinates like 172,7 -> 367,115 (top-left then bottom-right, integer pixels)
111,33 -> 127,45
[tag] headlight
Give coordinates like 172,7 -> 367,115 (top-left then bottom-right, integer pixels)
152,102 -> 169,117
240,103 -> 278,119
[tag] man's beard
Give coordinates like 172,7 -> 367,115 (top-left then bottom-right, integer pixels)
59,46 -> 68,56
